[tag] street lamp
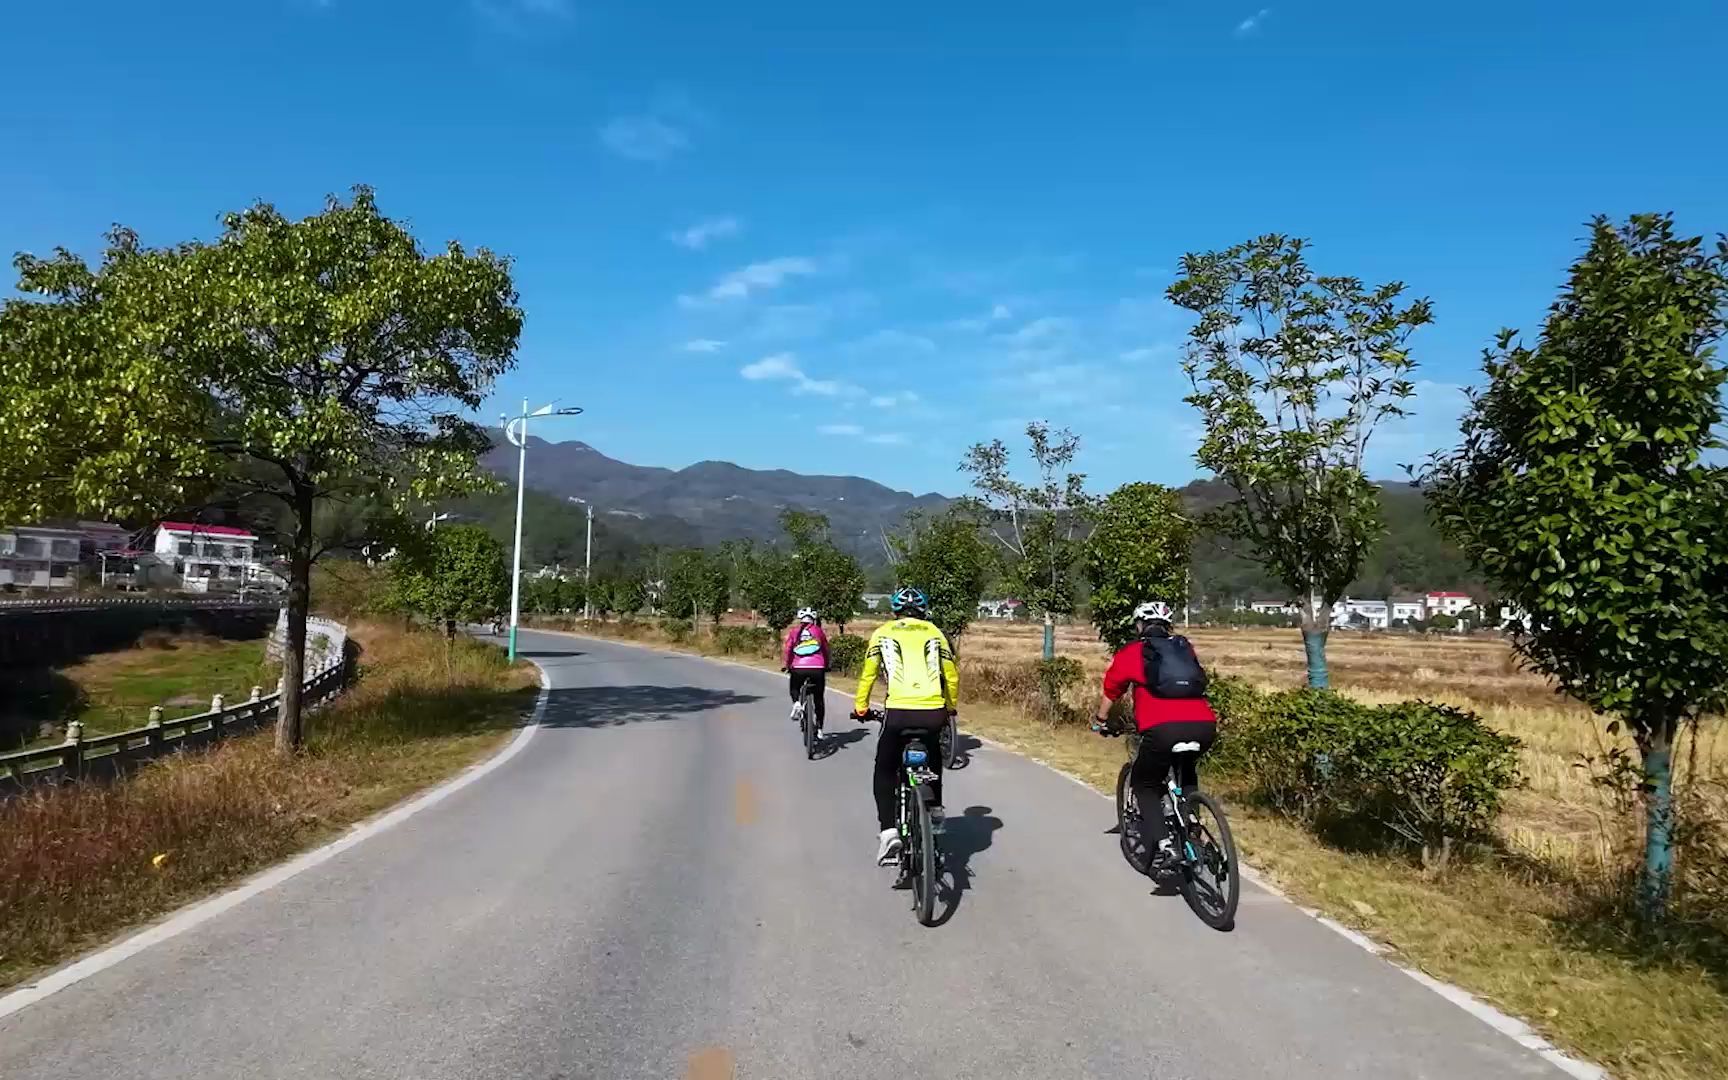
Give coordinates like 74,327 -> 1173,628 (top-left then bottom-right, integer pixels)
567,496 -> 594,621
425,510 -> 451,532
501,399 -> 584,660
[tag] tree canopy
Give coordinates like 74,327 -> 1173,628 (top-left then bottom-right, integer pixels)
391,525 -> 509,635
1084,483 -> 1193,650
888,507 -> 993,644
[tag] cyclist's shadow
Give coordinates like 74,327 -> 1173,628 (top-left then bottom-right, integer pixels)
932,805 -> 1003,927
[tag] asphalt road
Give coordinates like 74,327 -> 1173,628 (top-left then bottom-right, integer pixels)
4,629 -> 1582,1079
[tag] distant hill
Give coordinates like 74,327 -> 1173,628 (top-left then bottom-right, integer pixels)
475,436 -> 1478,599
479,434 -> 949,566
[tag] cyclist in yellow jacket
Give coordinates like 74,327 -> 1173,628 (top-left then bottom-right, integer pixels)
851,586 -> 960,864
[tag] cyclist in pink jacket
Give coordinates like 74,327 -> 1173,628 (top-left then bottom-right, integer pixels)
783,607 -> 830,730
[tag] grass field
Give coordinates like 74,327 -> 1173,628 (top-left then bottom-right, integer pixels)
0,621 -> 538,992
573,613 -> 1728,1080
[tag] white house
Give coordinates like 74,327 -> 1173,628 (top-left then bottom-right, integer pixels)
1249,599 -> 1299,616
0,525 -> 84,590
1331,597 -> 1390,630
860,592 -> 892,612
977,598 -> 1024,620
1425,591 -> 1474,619
1391,598 -> 1426,624
151,523 -> 279,591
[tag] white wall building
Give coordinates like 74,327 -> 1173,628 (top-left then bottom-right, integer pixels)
1425,591 -> 1474,619
1249,600 -> 1299,616
1331,597 -> 1390,630
1391,599 -> 1426,624
151,523 -> 279,591
0,525 -> 84,589
977,598 -> 1024,619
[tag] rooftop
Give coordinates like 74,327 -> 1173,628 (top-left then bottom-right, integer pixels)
158,522 -> 257,538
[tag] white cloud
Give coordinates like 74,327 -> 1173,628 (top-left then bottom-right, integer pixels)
869,391 -> 921,409
819,423 -> 864,436
999,315 -> 1075,345
682,339 -> 726,353
669,216 -> 741,250
1120,344 -> 1177,363
865,432 -> 908,446
739,352 -> 855,397
1236,7 -> 1270,35
684,257 -> 818,305
599,115 -> 690,162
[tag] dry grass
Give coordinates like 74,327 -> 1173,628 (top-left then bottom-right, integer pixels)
569,614 -> 1728,1079
0,621 -> 537,991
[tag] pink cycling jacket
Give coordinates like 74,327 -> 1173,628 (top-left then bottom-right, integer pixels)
783,622 -> 830,670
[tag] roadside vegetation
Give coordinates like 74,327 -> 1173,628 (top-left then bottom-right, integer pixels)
0,621 -> 536,992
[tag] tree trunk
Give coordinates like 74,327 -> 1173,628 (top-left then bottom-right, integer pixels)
274,486 -> 315,754
1301,585 -> 1330,689
1640,715 -> 1681,920
1042,611 -> 1055,661
444,618 -> 456,641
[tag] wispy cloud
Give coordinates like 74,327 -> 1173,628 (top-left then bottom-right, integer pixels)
1120,344 -> 1177,363
865,432 -> 908,446
739,352 -> 852,397
599,115 -> 690,162
669,216 -> 741,250
471,0 -> 571,34
1235,7 -> 1270,35
998,316 -> 1075,345
682,257 -> 817,306
852,329 -> 937,354
869,391 -> 922,409
819,423 -> 864,436
682,339 -> 727,353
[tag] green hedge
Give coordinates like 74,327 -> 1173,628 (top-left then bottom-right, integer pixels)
714,626 -> 778,657
1210,682 -> 1521,871
827,633 -> 867,675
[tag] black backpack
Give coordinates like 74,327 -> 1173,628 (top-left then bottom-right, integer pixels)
1142,633 -> 1208,699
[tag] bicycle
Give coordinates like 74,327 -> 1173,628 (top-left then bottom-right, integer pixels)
867,708 -> 943,926
1096,720 -> 1240,931
790,679 -> 819,760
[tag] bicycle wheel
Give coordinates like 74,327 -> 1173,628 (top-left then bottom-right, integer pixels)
940,714 -> 960,768
911,790 -> 938,926
1116,764 -> 1153,875
801,688 -> 818,759
1176,791 -> 1240,931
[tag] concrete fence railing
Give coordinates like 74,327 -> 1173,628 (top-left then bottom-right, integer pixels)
0,596 -> 275,614
0,614 -> 350,797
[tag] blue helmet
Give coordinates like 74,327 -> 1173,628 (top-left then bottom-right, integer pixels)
890,586 -> 930,618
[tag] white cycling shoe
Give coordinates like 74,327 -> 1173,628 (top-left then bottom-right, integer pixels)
876,828 -> 902,865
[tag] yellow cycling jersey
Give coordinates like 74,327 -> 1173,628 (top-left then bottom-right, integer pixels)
853,617 -> 960,713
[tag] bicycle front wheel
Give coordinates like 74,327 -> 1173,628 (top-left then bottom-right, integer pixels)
911,792 -> 938,926
1116,764 -> 1152,875
1177,791 -> 1240,931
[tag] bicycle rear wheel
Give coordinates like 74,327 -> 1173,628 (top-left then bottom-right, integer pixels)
801,688 -> 818,759
1176,791 -> 1240,931
1116,764 -> 1152,875
940,714 -> 959,768
910,790 -> 938,926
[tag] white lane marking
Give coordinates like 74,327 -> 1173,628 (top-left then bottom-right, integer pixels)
0,666 -> 552,1022
543,630 -> 1611,1079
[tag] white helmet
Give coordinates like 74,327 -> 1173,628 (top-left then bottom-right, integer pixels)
797,607 -> 818,623
1133,600 -> 1173,624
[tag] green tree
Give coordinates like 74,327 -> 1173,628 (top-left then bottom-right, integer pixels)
1424,214 -> 1728,917
960,422 -> 1092,659
663,549 -> 729,626
614,576 -> 647,617
739,544 -> 799,632
1083,483 -> 1193,650
390,525 -> 509,640
781,510 -> 866,630
888,507 -> 992,645
1168,234 -> 1432,688
0,187 -> 520,750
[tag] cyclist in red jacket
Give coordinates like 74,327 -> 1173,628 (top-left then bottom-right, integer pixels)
1093,600 -> 1217,872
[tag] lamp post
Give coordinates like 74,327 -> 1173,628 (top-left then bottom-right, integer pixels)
567,496 -> 594,621
501,400 -> 583,660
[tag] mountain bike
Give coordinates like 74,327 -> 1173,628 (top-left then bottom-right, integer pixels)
869,708 -> 942,926
1097,721 -> 1240,931
792,679 -> 819,760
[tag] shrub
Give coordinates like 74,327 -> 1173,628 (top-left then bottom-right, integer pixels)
713,626 -> 776,658
827,633 -> 867,675
1037,656 -> 1086,725
1227,689 -> 1521,871
663,618 -> 695,645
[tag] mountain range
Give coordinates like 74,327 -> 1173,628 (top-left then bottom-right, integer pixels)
473,436 -> 1479,600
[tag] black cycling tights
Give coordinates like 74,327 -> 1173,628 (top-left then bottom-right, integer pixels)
1131,721 -> 1217,850
874,708 -> 946,829
788,670 -> 826,725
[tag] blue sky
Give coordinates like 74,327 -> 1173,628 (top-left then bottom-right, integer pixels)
4,1 -> 1724,497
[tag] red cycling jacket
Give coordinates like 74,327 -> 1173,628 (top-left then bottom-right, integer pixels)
1102,640 -> 1219,732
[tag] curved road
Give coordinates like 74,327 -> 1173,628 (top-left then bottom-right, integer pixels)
4,629 -> 1583,1079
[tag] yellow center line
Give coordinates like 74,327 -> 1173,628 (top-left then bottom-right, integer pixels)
687,1045 -> 736,1080
734,778 -> 757,826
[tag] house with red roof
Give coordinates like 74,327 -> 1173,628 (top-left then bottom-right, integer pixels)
150,522 -> 281,592
1424,591 -> 1475,619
